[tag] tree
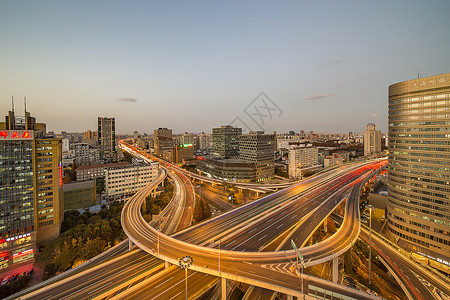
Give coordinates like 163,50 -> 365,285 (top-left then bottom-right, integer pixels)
70,162 -> 77,181
236,191 -> 244,205
96,178 -> 105,194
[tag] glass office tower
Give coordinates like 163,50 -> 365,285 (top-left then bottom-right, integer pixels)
388,73 -> 450,265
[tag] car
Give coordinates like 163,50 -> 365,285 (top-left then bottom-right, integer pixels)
26,269 -> 34,276
1,276 -> 11,286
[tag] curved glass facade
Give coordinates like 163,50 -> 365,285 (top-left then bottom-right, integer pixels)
388,73 -> 450,264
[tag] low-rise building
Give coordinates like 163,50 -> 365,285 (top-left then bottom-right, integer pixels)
104,162 -> 159,200
63,180 -> 96,210
196,156 -> 255,182
76,161 -> 131,181
324,153 -> 345,168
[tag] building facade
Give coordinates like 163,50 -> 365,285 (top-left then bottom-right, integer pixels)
212,125 -> 242,158
104,162 -> 159,200
98,117 -> 116,162
171,144 -> 194,164
239,131 -> 275,182
33,138 -> 64,244
288,147 -> 319,178
154,128 -> 173,157
364,123 -> 382,156
71,143 -> 102,166
63,180 -> 96,211
388,73 -> 450,265
197,156 -> 255,182
76,161 -> 131,181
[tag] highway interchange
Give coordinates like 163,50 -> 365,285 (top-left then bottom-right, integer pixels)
15,141 -> 450,300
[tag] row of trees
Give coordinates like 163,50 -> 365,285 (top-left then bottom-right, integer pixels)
36,202 -> 126,280
142,178 -> 174,223
0,275 -> 32,299
193,197 -> 211,224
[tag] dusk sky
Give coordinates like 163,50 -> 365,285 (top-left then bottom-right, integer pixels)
1,1 -> 449,134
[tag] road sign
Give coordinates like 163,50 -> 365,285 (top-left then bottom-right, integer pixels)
291,239 -> 297,252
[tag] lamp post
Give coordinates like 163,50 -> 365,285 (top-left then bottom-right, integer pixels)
368,205 -> 373,285
218,239 -> 221,274
179,256 -> 193,300
291,239 -> 305,299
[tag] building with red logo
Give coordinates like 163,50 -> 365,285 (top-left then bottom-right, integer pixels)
0,101 -> 63,270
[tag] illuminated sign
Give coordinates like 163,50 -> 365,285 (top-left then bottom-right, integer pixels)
196,156 -> 205,160
13,249 -> 34,258
59,162 -> 63,186
5,233 -> 31,242
0,130 -> 34,140
180,144 -> 193,148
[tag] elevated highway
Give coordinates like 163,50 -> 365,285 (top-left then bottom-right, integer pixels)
121,160 -> 387,298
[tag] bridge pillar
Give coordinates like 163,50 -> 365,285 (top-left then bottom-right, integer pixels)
286,295 -> 293,300
332,256 -> 339,283
221,277 -> 226,300
128,239 -> 133,251
323,219 -> 327,233
256,191 -> 260,198
165,261 -> 170,269
340,202 -> 345,215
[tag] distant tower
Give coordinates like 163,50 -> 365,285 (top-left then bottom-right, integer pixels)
98,117 -> 116,162
363,123 -> 381,156
154,128 -> 173,157
212,125 -> 242,158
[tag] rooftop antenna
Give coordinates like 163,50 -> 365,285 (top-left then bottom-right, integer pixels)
11,95 -> 14,112
24,96 -> 27,113
418,70 -> 421,79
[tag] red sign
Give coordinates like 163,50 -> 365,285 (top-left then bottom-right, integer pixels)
59,162 -> 63,186
0,130 -> 34,140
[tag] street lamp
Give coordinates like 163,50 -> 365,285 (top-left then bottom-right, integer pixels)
291,239 -> 305,299
179,256 -> 193,300
367,204 -> 373,285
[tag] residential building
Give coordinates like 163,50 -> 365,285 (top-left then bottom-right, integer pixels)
71,143 -> 102,166
288,147 -> 319,178
154,128 -> 173,156
239,131 -> 275,182
324,153 -> 344,168
198,132 -> 212,150
98,117 -> 116,162
388,73 -> 450,265
364,123 -> 382,156
63,180 -> 96,211
212,125 -> 242,158
76,161 -> 131,181
104,162 -> 159,200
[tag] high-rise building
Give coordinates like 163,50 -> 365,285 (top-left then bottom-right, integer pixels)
98,117 -> 116,162
0,105 -> 63,269
388,73 -> 450,265
212,125 -> 242,158
364,123 -> 382,156
239,131 -> 275,182
154,128 -> 173,157
198,132 -> 212,150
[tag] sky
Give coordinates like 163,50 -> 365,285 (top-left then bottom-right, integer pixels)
1,1 -> 449,135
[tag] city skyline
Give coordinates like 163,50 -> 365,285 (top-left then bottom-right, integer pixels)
1,1 -> 450,134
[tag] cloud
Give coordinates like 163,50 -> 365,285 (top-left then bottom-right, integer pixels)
304,94 -> 334,100
323,59 -> 344,68
117,98 -> 137,103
